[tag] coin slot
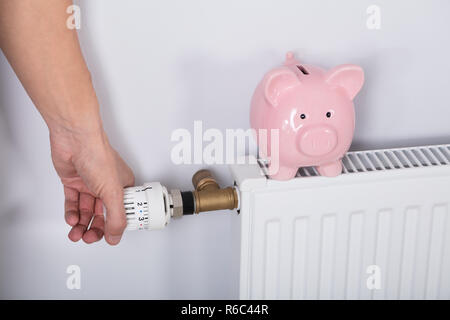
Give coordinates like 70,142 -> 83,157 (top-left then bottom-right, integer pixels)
297,65 -> 309,75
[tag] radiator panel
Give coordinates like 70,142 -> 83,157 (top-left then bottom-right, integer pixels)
231,144 -> 450,300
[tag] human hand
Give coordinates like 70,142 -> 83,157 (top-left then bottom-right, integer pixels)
50,128 -> 134,245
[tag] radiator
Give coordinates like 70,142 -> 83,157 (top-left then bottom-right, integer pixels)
229,144 -> 450,300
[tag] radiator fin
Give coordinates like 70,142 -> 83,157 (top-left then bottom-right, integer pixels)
425,204 -> 448,299
295,144 -> 450,177
291,218 -> 309,299
263,220 -> 281,299
345,212 -> 364,299
318,215 -> 337,299
372,209 -> 393,299
399,207 -> 420,299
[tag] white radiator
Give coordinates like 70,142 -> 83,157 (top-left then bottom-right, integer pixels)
230,144 -> 450,300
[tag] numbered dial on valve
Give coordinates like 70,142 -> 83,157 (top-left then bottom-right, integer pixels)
123,182 -> 171,231
124,186 -> 150,230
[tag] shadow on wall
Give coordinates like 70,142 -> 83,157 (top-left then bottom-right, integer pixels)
0,203 -> 27,298
0,54 -> 32,216
0,54 -> 36,297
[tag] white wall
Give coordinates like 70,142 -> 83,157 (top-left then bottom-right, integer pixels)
1,0 -> 449,299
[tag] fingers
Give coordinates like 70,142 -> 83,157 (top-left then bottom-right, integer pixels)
62,145 -> 134,246
101,184 -> 126,245
64,186 -> 80,226
68,192 -> 95,242
82,198 -> 104,244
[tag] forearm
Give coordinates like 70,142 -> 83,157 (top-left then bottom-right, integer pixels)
0,0 -> 102,135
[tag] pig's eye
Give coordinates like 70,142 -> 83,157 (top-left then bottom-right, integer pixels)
326,111 -> 332,118
300,114 -> 306,119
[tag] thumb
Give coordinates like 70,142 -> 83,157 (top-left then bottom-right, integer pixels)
101,183 -> 126,245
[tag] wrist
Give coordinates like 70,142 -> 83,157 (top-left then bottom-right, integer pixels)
39,67 -> 104,137
45,100 -> 103,132
49,112 -> 108,155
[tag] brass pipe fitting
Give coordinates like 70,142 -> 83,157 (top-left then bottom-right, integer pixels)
192,169 -> 220,191
191,170 -> 239,213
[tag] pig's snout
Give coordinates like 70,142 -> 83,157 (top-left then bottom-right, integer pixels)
299,125 -> 338,157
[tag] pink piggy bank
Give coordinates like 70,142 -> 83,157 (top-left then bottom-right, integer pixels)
250,52 -> 364,180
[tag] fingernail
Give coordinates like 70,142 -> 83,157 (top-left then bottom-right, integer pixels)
107,235 -> 122,245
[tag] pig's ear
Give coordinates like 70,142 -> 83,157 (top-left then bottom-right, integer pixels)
264,67 -> 301,107
325,65 -> 364,100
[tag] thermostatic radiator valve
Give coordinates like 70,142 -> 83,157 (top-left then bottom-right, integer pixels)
124,170 -> 239,231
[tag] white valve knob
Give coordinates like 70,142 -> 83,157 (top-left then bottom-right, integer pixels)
122,170 -> 239,232
123,182 -> 172,231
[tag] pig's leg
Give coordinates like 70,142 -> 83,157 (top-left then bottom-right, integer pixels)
317,160 -> 343,177
269,165 -> 298,180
